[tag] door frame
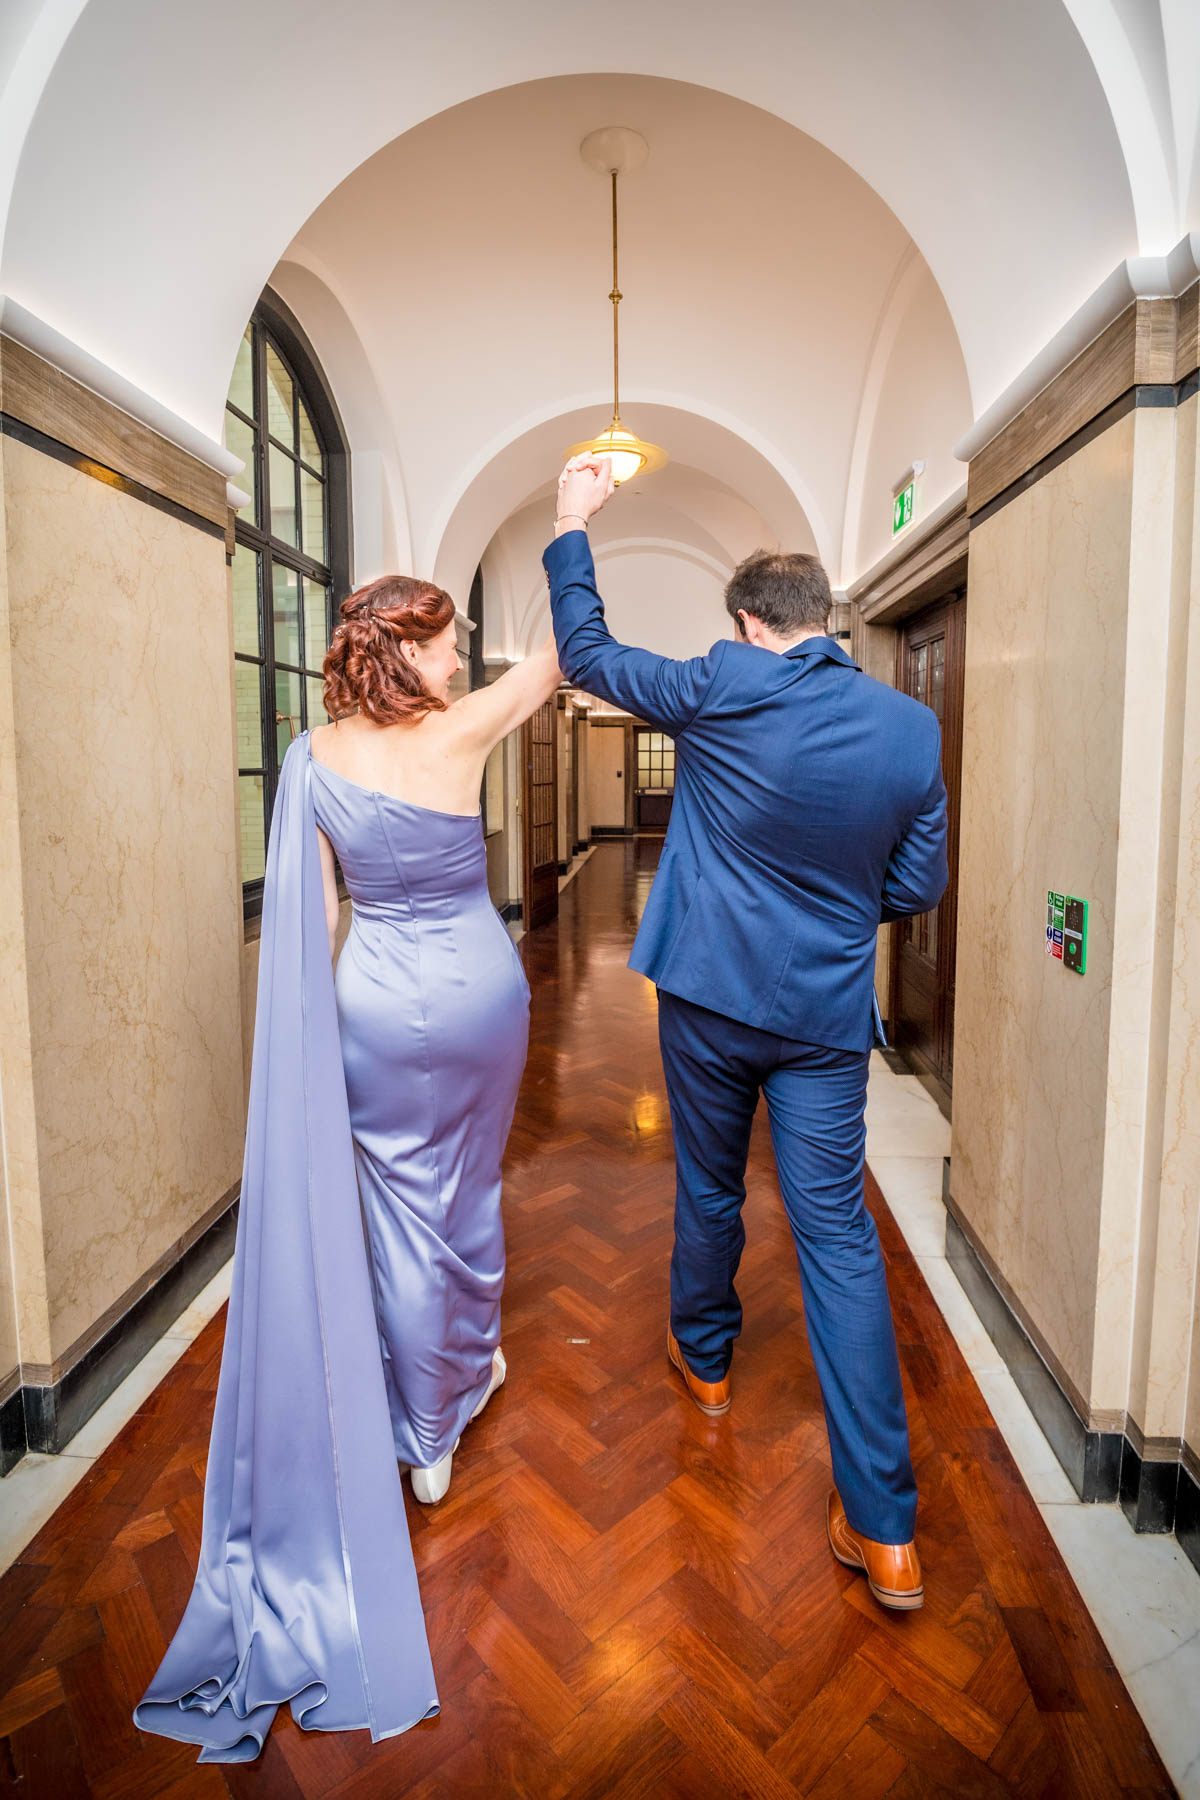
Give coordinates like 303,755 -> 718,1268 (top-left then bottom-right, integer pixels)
887,587 -> 966,1114
521,697 -> 559,931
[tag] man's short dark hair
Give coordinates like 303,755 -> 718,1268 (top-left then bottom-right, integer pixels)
724,550 -> 832,638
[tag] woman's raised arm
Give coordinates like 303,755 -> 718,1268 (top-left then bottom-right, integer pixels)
449,633 -> 563,756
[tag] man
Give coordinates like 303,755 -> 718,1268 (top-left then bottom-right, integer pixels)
545,455 -> 948,1610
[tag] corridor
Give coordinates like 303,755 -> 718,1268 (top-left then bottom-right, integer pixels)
0,842 -> 1179,1798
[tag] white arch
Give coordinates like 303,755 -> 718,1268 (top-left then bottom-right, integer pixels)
838,243 -> 925,585
0,0 -> 88,267
0,0 -> 1139,432
1063,0 -> 1195,252
514,534 -> 736,657
429,393 -> 827,608
270,258 -> 415,578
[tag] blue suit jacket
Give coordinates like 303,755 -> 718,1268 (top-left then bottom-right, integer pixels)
543,530 -> 949,1053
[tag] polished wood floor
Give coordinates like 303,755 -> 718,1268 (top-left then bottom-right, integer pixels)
0,841 -> 1175,1797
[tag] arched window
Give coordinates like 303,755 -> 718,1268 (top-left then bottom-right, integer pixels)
226,290 -> 351,915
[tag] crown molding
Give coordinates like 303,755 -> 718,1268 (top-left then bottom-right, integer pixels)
0,295 -> 242,480
954,233 -> 1200,465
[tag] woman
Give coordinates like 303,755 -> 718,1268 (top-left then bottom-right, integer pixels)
134,574 -> 562,1764
311,577 -> 559,1504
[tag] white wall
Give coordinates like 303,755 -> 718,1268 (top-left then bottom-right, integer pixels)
482,467 -> 777,663
845,256 -> 974,583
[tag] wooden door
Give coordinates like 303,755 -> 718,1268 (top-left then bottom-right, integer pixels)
568,712 -> 579,857
634,728 -> 675,831
522,698 -> 559,931
889,591 -> 965,1104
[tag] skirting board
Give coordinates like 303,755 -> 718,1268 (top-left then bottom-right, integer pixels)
1,1194 -> 239,1475
944,1161 -> 1200,1577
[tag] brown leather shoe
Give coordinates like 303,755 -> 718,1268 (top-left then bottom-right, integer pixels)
667,1329 -> 731,1417
826,1490 -> 924,1610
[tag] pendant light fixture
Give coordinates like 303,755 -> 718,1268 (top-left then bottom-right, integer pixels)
566,127 -> 667,486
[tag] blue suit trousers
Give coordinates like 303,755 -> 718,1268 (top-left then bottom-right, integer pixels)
657,990 -> 917,1543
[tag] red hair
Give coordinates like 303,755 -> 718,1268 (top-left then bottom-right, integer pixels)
322,575 -> 456,726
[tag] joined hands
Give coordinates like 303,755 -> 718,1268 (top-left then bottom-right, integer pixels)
555,455 -> 615,533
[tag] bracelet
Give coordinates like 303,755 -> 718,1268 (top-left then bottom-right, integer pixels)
555,512 -> 588,527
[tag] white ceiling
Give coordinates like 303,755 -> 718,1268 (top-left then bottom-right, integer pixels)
6,0 -> 1182,438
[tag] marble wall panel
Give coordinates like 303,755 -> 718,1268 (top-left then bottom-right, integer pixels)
952,413 -> 1134,1411
1155,392 -> 1200,1459
0,437 -> 35,1390
3,438 -> 246,1368
1091,404 -> 1190,1421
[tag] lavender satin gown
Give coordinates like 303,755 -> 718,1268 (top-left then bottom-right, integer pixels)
134,729 -> 530,1762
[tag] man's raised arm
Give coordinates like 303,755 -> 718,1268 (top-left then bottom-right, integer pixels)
543,528 -> 723,734
542,457 -> 723,734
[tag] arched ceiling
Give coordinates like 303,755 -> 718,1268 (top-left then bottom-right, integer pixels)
481,469 -> 773,663
275,76 -> 963,592
1,0 -> 1170,447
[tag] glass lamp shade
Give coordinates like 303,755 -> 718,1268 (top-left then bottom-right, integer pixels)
565,421 -> 668,486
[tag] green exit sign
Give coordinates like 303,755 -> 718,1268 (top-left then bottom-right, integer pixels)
893,482 -> 915,535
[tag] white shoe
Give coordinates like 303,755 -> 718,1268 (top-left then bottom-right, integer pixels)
472,1346 -> 507,1419
410,1348 -> 507,1506
410,1441 -> 458,1505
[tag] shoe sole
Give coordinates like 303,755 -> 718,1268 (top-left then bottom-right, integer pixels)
667,1339 -> 731,1416
826,1511 -> 924,1610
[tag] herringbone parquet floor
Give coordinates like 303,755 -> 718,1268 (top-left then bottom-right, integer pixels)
0,840 -> 1176,1797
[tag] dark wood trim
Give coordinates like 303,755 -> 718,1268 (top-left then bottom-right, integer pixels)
848,495 -> 968,628
0,334 -> 228,527
887,590 -> 965,1103
968,380 -> 1193,531
1178,278 -> 1199,384
0,413 -> 225,541
967,296 -> 1180,515
521,698 -> 559,931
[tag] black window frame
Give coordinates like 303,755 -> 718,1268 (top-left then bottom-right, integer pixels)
230,288 -> 352,919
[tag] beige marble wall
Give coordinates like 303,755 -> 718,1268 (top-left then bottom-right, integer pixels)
955,395 -> 1200,1449
953,413 -> 1134,1413
1149,389 -> 1200,1460
3,437 -> 246,1370
0,431 -> 36,1397
1090,403 -> 1189,1424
